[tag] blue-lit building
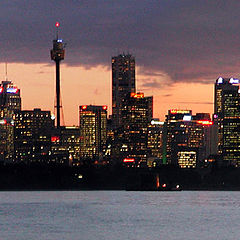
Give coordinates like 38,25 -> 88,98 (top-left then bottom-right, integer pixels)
0,80 -> 21,112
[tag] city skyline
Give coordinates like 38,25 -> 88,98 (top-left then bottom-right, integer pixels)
2,1 -> 240,125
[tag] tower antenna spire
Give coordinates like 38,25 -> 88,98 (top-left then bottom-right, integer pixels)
51,21 -> 65,128
55,21 -> 60,39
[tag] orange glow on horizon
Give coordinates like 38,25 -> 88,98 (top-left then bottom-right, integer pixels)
0,64 -> 213,126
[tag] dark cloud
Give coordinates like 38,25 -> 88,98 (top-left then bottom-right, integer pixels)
1,0 -> 240,85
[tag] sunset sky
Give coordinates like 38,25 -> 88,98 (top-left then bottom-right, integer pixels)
1,1 -> 239,125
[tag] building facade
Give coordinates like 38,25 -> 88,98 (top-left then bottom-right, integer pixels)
112,54 -> 135,128
0,80 -> 21,112
113,92 -> 153,165
214,77 -> 240,166
147,119 -> 164,166
164,109 -> 213,168
13,108 -> 53,163
79,105 -> 107,162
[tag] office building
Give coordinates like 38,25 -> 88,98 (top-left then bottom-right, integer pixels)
51,126 -> 81,166
113,92 -> 153,165
0,80 -> 21,112
0,113 -> 14,163
79,105 -> 107,162
112,54 -> 135,128
13,108 -> 53,163
164,110 -> 213,168
147,119 -> 164,166
214,77 -> 240,166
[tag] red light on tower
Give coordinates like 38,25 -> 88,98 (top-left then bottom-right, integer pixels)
82,105 -> 87,110
102,106 -> 107,110
55,22 -> 60,27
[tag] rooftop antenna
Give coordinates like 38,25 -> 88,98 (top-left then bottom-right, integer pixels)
5,62 -> 8,81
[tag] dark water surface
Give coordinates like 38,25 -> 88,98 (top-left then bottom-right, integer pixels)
1,191 -> 240,240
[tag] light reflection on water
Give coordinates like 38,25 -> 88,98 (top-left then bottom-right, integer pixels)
1,191 -> 240,240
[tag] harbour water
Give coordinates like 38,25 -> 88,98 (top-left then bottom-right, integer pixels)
1,191 -> 240,240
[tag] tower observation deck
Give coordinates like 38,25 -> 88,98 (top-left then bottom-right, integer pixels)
50,22 -> 65,128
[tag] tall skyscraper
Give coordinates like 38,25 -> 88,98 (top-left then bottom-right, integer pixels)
147,119 -> 164,167
79,105 -> 107,162
113,92 -> 153,165
214,77 -> 240,166
112,54 -> 135,128
0,80 -> 21,163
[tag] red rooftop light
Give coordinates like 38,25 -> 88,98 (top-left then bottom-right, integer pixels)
51,136 -> 60,142
102,106 -> 107,110
131,92 -> 144,98
197,120 -> 213,125
82,105 -> 87,110
123,158 -> 135,163
55,22 -> 60,27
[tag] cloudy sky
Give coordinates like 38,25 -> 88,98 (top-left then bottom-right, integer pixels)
0,0 -> 239,125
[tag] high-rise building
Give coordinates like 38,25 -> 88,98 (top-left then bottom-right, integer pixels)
79,105 -> 107,162
13,108 -> 53,163
147,119 -> 164,167
112,54 -> 135,128
0,80 -> 21,112
113,92 -> 153,165
0,114 -> 14,163
0,80 -> 21,163
164,109 -> 214,168
214,77 -> 240,166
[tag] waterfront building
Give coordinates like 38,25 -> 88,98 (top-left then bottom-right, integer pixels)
13,108 -> 53,163
113,92 -> 153,165
51,126 -> 81,166
214,77 -> 240,166
0,80 -> 21,163
0,114 -> 14,163
164,110 -> 213,168
147,119 -> 164,166
112,54 -> 135,128
79,105 -> 107,162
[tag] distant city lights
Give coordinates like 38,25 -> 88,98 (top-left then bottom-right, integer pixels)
170,109 -> 191,114
123,158 -> 135,163
183,115 -> 192,121
197,120 -> 213,125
